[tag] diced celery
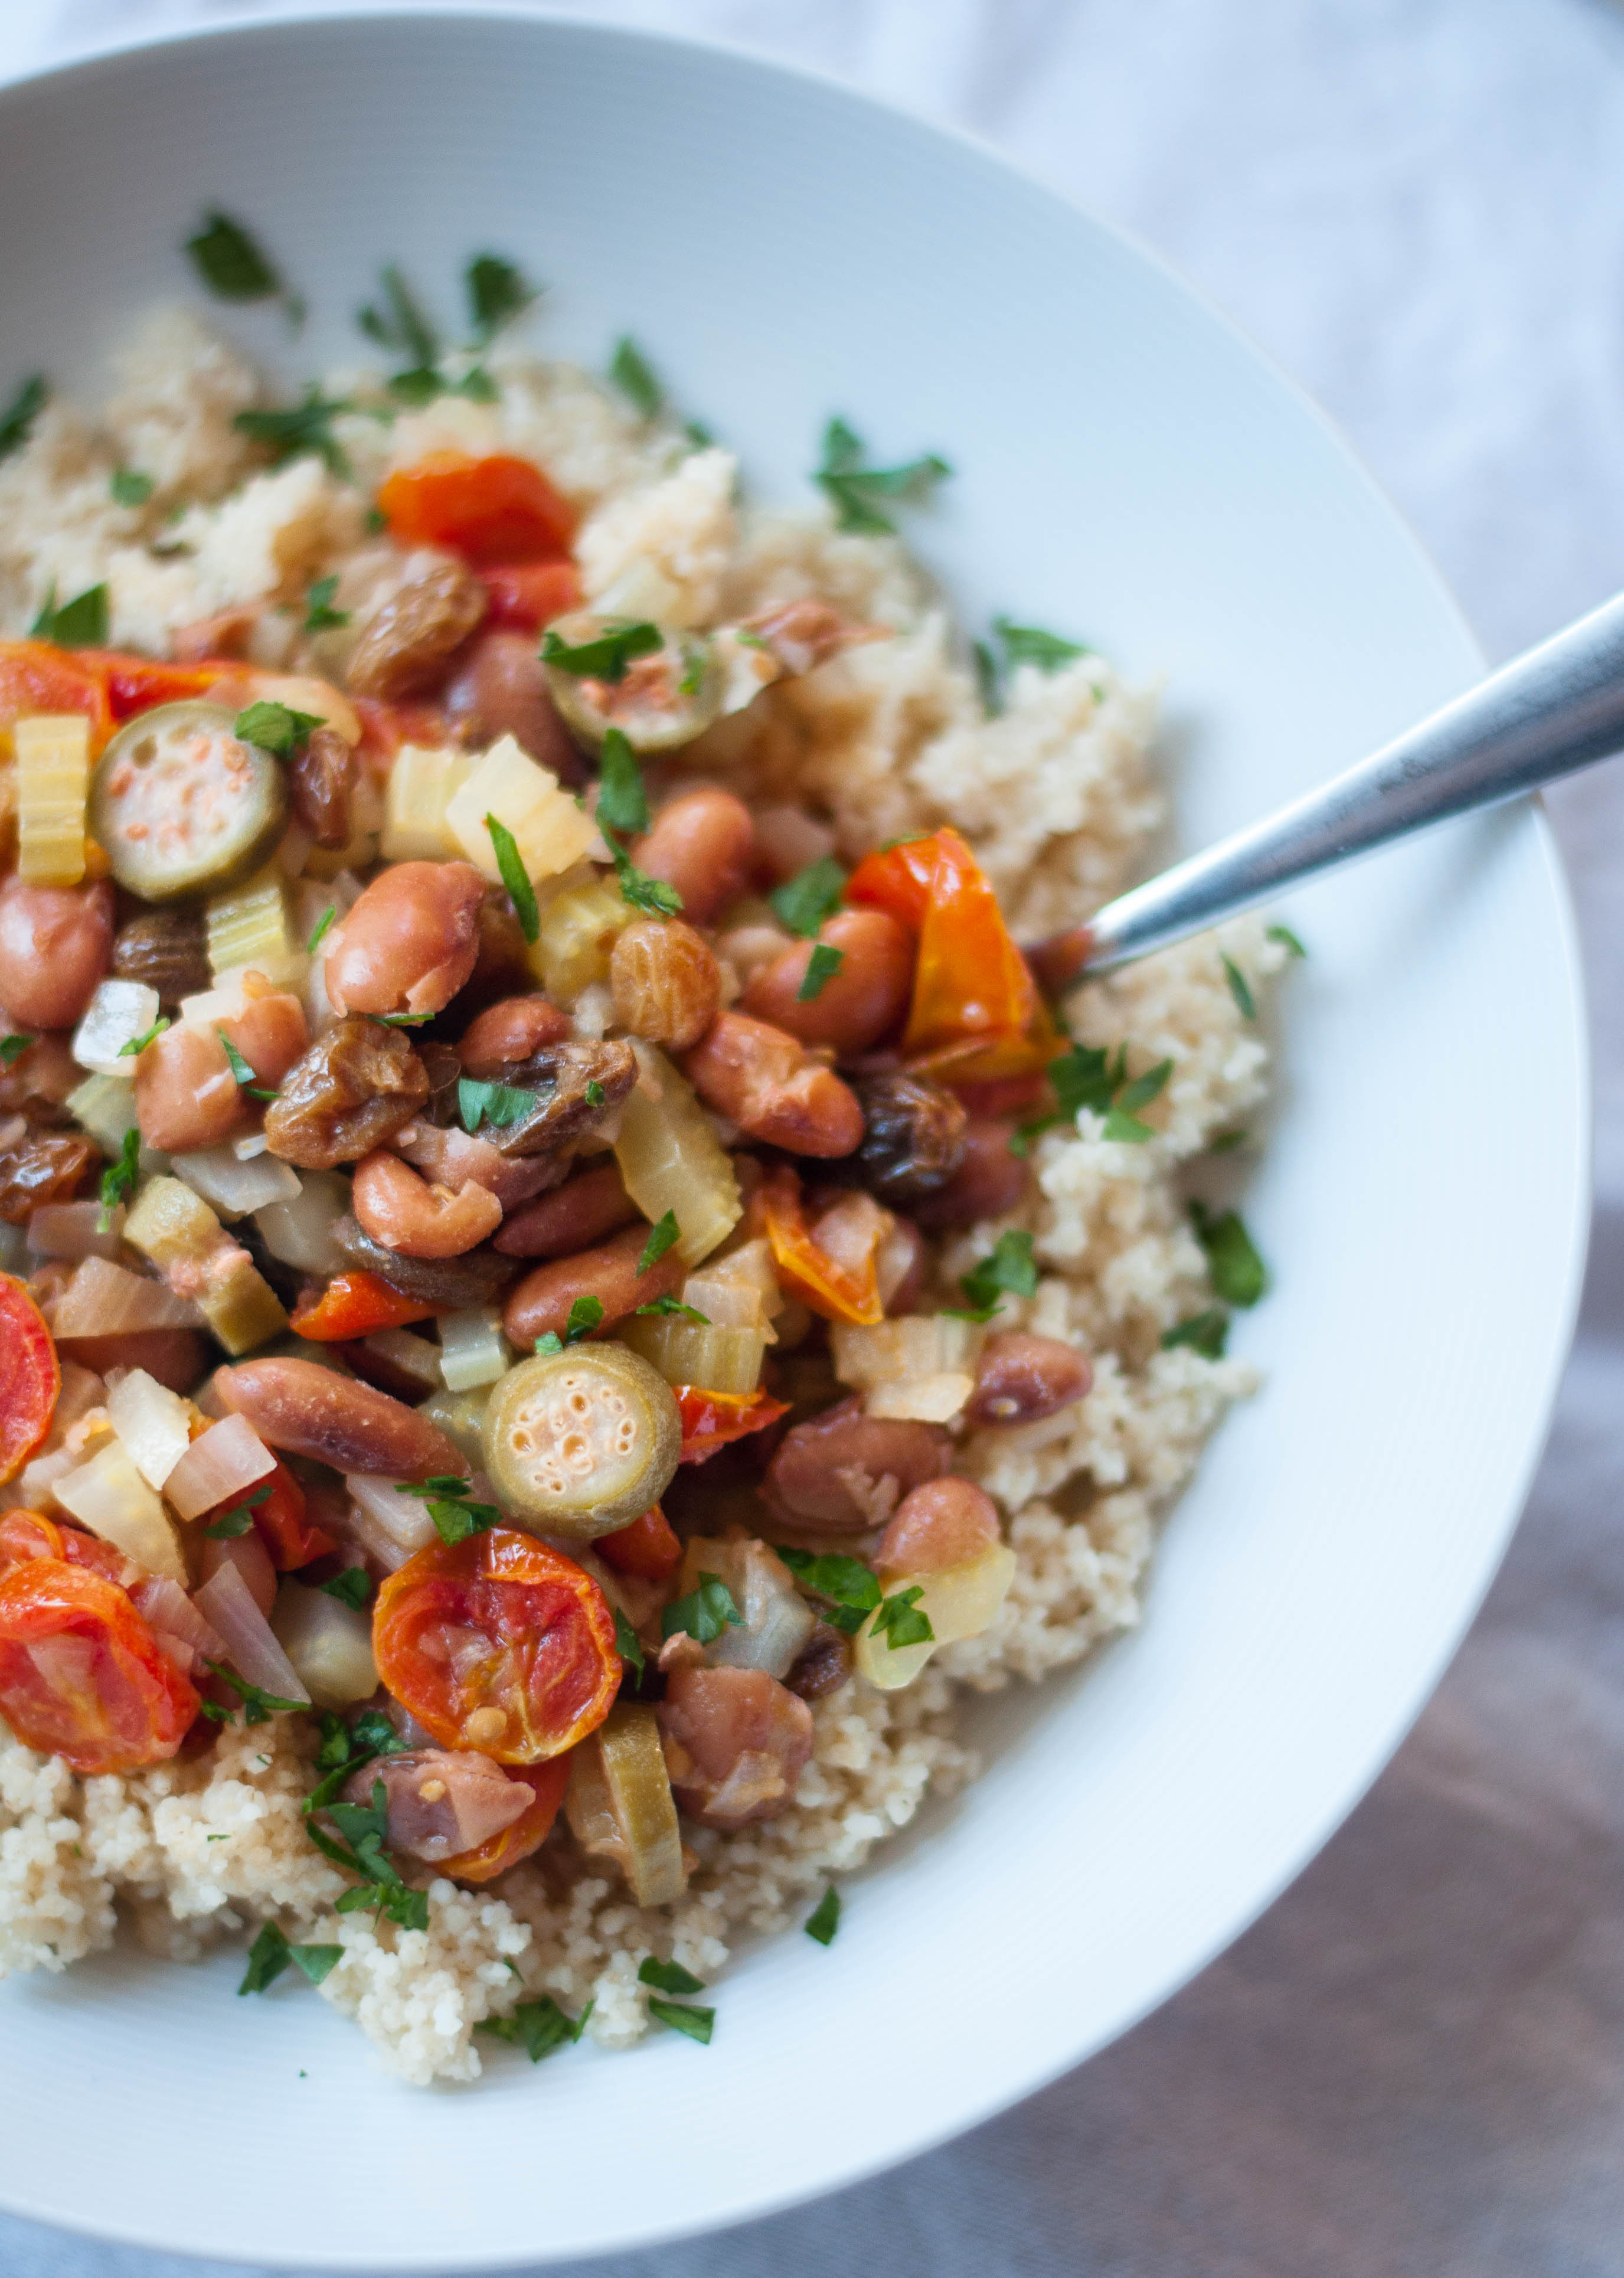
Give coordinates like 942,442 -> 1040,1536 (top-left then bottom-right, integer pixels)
15,714 -> 89,886
445,734 -> 595,885
381,743 -> 473,861
207,871 -> 299,985
437,1306 -> 509,1393
529,867 -> 635,1004
125,1176 -> 222,1269
613,1045 -> 740,1265
125,1175 -> 287,1355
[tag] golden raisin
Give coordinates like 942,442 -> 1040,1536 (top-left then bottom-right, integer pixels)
609,919 -> 721,1051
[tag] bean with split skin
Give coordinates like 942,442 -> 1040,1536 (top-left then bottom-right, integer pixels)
214,1357 -> 469,1481
0,876 -> 113,1032
445,629 -> 584,784
740,908 -> 912,1056
324,859 -> 486,1019
764,1395 -> 951,1533
351,1149 -> 504,1259
629,788 -> 756,926
501,1221 -> 685,1351
135,1024 -> 247,1154
494,1160 -> 639,1259
965,1332 -> 1091,1429
876,1476 -> 1001,1579
682,1011 -> 863,1158
458,993 -> 573,1080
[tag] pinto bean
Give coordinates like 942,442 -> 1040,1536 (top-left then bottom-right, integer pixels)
764,1395 -> 950,1532
682,1011 -> 862,1158
656,1663 -> 813,1831
391,1120 -> 564,1212
965,1332 -> 1091,1429
849,1070 -> 966,1205
494,1160 -> 639,1259
264,1019 -> 429,1169
458,993 -> 573,1078
111,908 -> 211,1008
215,1356 -> 469,1481
629,789 -> 756,926
348,1747 -> 530,1863
609,919 -> 720,1051
324,860 -> 486,1019
876,1476 -> 1000,1578
0,877 -> 113,1031
220,987 -> 309,1090
501,1221 -> 685,1351
289,724 -> 355,851
740,909 -> 912,1055
445,629 -> 584,783
351,1149 -> 503,1259
912,1117 -> 1027,1231
345,556 -> 488,700
135,1024 -> 247,1154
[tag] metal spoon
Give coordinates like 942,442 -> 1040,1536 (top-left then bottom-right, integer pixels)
1066,590 -> 1624,978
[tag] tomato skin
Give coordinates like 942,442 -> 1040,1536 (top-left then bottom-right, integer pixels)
0,1276 -> 60,1486
479,560 -> 582,631
597,1504 -> 682,1583
199,1456 -> 335,1572
0,1560 -> 199,1774
77,651 -> 236,721
373,1529 -> 619,1766
378,453 -> 575,568
675,1387 -> 791,1466
291,1270 -> 440,1342
0,641 -> 115,757
760,1165 -> 883,1327
437,1756 -> 571,1884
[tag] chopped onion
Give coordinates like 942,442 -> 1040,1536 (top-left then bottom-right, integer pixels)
71,979 -> 159,1077
855,1543 -> 1018,1692
253,1169 -> 349,1274
172,1143 -> 301,1223
27,1200 -> 124,1261
51,1257 -> 202,1337
64,1071 -> 140,1154
832,1315 -> 984,1426
130,1576 -> 225,1673
362,1326 -> 443,1395
177,973 -> 250,1032
55,1439 -> 185,1584
344,1472 -> 439,1570
272,1581 -> 378,1709
681,1537 -> 814,1679
232,1130 -> 270,1161
436,1306 -> 508,1393
164,1412 -> 276,1522
864,1372 -> 976,1423
194,1558 -> 311,1704
105,1367 -> 192,1491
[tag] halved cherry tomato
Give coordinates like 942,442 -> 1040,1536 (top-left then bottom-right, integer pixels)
438,1756 -> 571,1884
0,1560 -> 199,1774
77,651 -> 237,721
291,1271 -> 440,1342
372,1528 -> 619,1765
0,1276 -> 60,1485
0,1511 -> 134,1586
353,697 -> 453,767
675,1387 -> 791,1466
378,453 -> 575,568
0,640 -> 115,758
480,560 -> 582,632
198,1456 -> 336,1572
597,1504 -> 682,1582
760,1165 -> 883,1327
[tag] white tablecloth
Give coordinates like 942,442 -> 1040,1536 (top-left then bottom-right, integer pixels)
5,3 -> 1623,2270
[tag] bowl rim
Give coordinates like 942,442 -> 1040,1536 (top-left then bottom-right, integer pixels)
0,7 -> 1592,2266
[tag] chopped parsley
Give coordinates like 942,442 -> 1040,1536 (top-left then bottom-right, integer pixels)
458,1076 -> 541,1135
633,1295 -> 708,1322
237,1921 -> 342,1995
951,1228 -> 1038,1322
394,1475 -> 501,1547
803,1886 -> 841,1946
973,639 -> 1001,714
303,573 -> 349,632
304,1773 -> 429,1933
319,1567 -> 374,1611
234,388 -> 354,477
1190,1201 -> 1267,1308
607,840 -> 683,919
646,1997 -> 714,2044
815,416 -> 950,534
201,1482 -> 272,1540
638,1955 -> 705,1996
532,1296 -> 603,1355
371,1011 -> 434,1027
98,1127 -> 140,1227
541,619 -> 662,684
31,583 -> 109,647
870,1583 -> 933,1652
0,375 -> 47,463
485,813 -> 540,942
200,1663 -> 306,1726
797,942 -> 844,1001
776,1547 -> 881,1636
1267,923 -> 1307,959
218,1028 -> 279,1102
610,336 -> 664,420
110,467 -> 155,508
1208,1129 -> 1249,1155
638,1211 -> 680,1274
0,1035 -> 32,1066
770,855 -> 846,938
661,1573 -> 743,1646
304,1708 -> 410,1815
1012,1044 -> 1171,1155
117,1016 -> 169,1058
596,727 -> 649,836
467,253 -> 538,345
358,262 -> 438,371
234,700 -> 322,759
185,211 -> 285,303
614,1607 -> 646,1685
586,1079 -> 605,1106
1223,955 -> 1256,1021
478,1995 -> 592,2061
306,904 -> 337,955
1161,1308 -> 1230,1358
993,616 -> 1090,672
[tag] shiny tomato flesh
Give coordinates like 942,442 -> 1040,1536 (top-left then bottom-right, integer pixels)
596,1504 -> 682,1582
76,651 -> 237,721
291,1270 -> 440,1341
760,1165 -> 883,1327
438,1756 -> 571,1884
372,1529 -> 619,1764
0,1560 -> 199,1774
0,1276 -> 60,1485
352,697 -> 452,768
479,560 -> 582,632
0,641 -> 115,757
378,453 -> 575,568
675,1387 -> 791,1466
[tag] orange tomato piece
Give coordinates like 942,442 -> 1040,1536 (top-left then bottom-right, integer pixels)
378,453 -> 575,568
596,1504 -> 682,1582
291,1271 -> 440,1342
479,560 -> 583,632
674,1387 -> 791,1466
437,1756 -> 571,1884
0,1276 -> 60,1485
0,1560 -> 200,1774
372,1528 -> 619,1766
760,1165 -> 883,1327
0,640 -> 114,758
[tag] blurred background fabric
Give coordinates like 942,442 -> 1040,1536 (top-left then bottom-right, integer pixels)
2,2 -> 1623,2272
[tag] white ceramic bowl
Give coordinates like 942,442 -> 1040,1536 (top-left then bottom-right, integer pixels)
0,9 -> 1588,2267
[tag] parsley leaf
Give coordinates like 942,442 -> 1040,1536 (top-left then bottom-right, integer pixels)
394,1476 -> 502,1547
218,1027 -> 279,1102
1014,1045 -> 1171,1155
1223,955 -> 1256,1021
238,1920 -> 292,1995
606,838 -> 684,919
0,375 -> 47,463
953,1229 -> 1038,1322
358,263 -> 439,370
185,211 -> 283,302
99,1127 -> 140,1227
770,855 -> 846,938
371,1011 -> 433,1026
303,1709 -> 409,1815
303,573 -> 349,632
1267,923 -> 1307,959
1208,1128 -> 1249,1155
993,616 -> 1091,672
31,583 -> 108,648
458,1076 -> 541,1135
871,1584 -> 933,1651
234,389 -> 354,477
815,416 -> 950,534
776,1547 -> 881,1636
202,1482 -> 271,1540
319,1567 -> 374,1610
804,1886 -> 841,1946
661,1573 -> 743,1646
306,904 -> 337,955
586,1079 -> 605,1106
478,1995 -> 592,2061
638,1211 -> 680,1274
118,1016 -> 169,1058
638,1955 -> 705,1996
596,727 -> 649,836
110,467 -> 155,508
290,1941 -> 344,1986
610,336 -> 664,420
541,620 -> 662,684
973,638 -> 1001,715
0,1035 -> 31,1066
1161,1308 -> 1230,1358
202,1661 -> 306,1725
1190,1202 -> 1267,1308
614,1607 -> 646,1685
646,1996 -> 714,2044
235,700 -> 322,759
485,813 -> 539,942
797,942 -> 845,1002
633,1296 -> 708,1321
563,1295 -> 604,1344
467,253 -> 538,345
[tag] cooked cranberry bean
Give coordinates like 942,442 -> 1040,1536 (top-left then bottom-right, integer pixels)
877,1476 -> 1000,1578
351,1148 -> 503,1259
683,1011 -> 863,1158
750,802 -> 836,887
458,992 -> 573,1078
0,1032 -> 79,1126
740,909 -> 912,1055
494,1160 -> 639,1258
784,1622 -> 852,1701
0,877 -> 113,1031
324,860 -> 485,1019
629,788 -> 756,926
610,919 -> 720,1051
965,1332 -> 1091,1428
445,630 -> 584,783
393,1120 -> 563,1212
764,1395 -> 950,1532
501,1220 -> 685,1351
657,1663 -> 813,1831
264,1019 -> 429,1169
219,988 -> 309,1089
332,1214 -> 518,1308
348,1747 -> 529,1862
215,1357 -> 469,1480
912,1118 -> 1027,1230
135,1024 -> 247,1154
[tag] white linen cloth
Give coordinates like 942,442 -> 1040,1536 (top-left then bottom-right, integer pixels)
2,2 -> 1623,2270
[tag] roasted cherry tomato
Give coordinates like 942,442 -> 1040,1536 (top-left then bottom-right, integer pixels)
0,1560 -> 199,1774
480,560 -> 582,632
378,453 -> 575,568
596,1504 -> 682,1583
675,1387 -> 791,1466
0,1511 -> 132,1586
353,697 -> 452,767
77,651 -> 236,721
760,1165 -> 882,1327
0,640 -> 115,758
372,1528 -> 619,1765
291,1270 -> 440,1342
438,1756 -> 571,1884
199,1456 -> 336,1572
0,1275 -> 60,1485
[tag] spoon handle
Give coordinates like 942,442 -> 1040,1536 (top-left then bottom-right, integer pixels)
1080,590 -> 1624,974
